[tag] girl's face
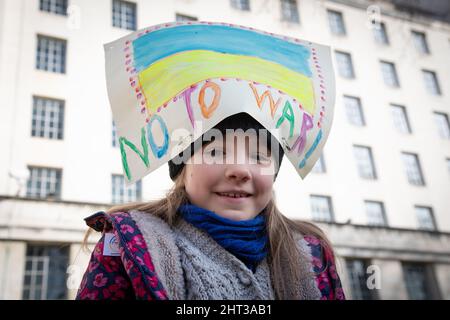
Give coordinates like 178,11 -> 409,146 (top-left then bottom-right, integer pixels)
184,131 -> 276,221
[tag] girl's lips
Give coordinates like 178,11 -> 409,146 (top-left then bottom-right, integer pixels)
214,192 -> 252,203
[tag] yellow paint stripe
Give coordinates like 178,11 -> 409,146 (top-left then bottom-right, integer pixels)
138,50 -> 316,114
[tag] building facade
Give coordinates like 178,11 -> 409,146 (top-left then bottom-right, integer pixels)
0,0 -> 449,299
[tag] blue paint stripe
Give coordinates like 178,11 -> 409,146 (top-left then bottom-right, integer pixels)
299,129 -> 323,169
132,24 -> 311,77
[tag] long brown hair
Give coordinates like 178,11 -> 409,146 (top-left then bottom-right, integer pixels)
83,167 -> 335,299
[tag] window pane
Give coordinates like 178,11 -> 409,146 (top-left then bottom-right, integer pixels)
380,61 -> 399,87
401,153 -> 425,185
415,206 -> 436,231
353,146 -> 376,179
112,0 -> 137,30
346,259 -> 376,300
39,0 -> 68,16
36,35 -> 66,74
390,104 -> 411,134
26,167 -> 62,199
32,97 -> 64,140
422,70 -> 441,95
327,10 -> 346,35
175,14 -> 198,22
402,263 -> 434,300
412,31 -> 430,54
433,113 -> 450,139
281,0 -> 300,23
373,22 -> 389,45
365,201 -> 387,226
335,51 -> 355,79
344,96 -> 365,126
310,195 -> 333,222
230,0 -> 250,11
22,245 -> 68,300
112,174 -> 142,204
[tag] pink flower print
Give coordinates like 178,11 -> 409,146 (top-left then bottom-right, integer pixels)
130,235 -> 145,248
335,287 -> 346,300
83,289 -> 99,300
103,257 -> 120,273
120,224 -> 134,234
88,261 -> 100,273
93,273 -> 108,288
115,276 -> 130,289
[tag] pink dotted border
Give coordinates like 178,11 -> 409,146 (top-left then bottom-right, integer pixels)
310,45 -> 326,128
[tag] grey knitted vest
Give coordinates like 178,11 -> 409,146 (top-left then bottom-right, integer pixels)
130,210 -> 321,300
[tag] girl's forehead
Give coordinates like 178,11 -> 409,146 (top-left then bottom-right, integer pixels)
204,131 -> 271,152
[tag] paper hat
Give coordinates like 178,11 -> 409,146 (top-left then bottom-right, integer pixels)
104,22 -> 336,185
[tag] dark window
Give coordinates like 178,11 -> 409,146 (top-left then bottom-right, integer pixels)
22,244 -> 69,300
346,259 -> 378,300
402,263 -> 440,300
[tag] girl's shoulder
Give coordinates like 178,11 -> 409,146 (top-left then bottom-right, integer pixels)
84,209 -> 169,232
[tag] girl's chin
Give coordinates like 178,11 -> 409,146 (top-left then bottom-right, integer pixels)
211,209 -> 257,221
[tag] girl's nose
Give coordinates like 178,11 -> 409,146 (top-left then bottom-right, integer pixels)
225,165 -> 251,182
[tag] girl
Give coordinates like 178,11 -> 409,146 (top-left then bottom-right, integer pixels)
76,112 -> 345,300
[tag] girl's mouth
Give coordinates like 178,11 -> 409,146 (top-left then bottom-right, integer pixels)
214,192 -> 252,202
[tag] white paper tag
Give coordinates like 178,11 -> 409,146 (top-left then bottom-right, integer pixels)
103,233 -> 120,256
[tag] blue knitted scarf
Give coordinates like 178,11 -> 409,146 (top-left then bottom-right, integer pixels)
178,204 -> 268,273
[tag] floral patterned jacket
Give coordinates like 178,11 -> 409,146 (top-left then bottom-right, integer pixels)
76,211 -> 345,300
